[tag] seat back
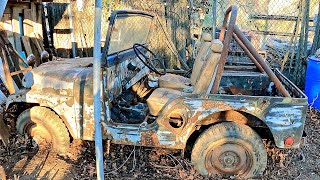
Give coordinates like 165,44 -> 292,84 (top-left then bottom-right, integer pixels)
190,33 -> 212,85
192,39 -> 223,94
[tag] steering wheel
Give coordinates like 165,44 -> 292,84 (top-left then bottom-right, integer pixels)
133,43 -> 166,75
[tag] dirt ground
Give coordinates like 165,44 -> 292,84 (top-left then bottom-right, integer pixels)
0,109 -> 319,180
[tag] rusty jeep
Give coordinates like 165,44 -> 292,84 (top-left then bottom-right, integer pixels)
5,6 -> 307,178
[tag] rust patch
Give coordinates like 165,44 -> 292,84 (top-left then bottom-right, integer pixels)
224,111 -> 248,124
109,138 -> 136,146
66,98 -> 74,107
140,131 -> 160,146
202,100 -> 234,110
41,88 -> 73,96
237,106 -> 248,111
200,112 -> 221,125
41,88 -> 59,94
83,121 -> 94,138
225,86 -> 253,95
189,111 -> 202,123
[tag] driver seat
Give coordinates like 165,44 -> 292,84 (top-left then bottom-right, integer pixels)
158,33 -> 213,91
147,40 -> 223,116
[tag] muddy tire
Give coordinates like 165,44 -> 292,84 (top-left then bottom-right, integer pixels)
17,106 -> 70,154
191,122 -> 267,179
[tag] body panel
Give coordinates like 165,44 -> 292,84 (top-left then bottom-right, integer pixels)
6,10 -> 307,150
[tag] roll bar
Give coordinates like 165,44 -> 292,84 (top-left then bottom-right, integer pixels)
211,5 -> 291,97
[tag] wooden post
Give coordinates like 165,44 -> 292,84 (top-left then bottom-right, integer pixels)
23,9 -> 33,36
2,12 -> 15,47
36,3 -> 43,39
31,2 -> 37,34
0,51 -> 15,94
21,36 -> 33,56
11,7 -> 22,52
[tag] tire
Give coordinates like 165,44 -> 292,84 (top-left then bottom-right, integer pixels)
191,122 -> 267,179
17,106 -> 70,154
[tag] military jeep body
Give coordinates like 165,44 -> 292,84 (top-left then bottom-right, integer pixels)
6,7 -> 307,178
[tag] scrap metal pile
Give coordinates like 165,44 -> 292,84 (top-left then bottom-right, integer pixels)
0,30 -> 34,147
265,38 -> 312,70
0,24 -> 51,146
0,30 -> 31,94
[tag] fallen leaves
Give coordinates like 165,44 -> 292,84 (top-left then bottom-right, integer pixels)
0,109 -> 319,179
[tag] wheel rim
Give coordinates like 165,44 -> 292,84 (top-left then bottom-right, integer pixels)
205,142 -> 253,176
26,123 -> 52,148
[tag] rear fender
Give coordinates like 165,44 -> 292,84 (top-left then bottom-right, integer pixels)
156,97 -> 249,148
157,95 -> 306,149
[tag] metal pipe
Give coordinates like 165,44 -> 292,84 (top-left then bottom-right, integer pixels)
294,0 -> 308,85
211,5 -> 238,93
289,3 -> 302,74
93,0 -> 104,179
232,33 -> 264,73
311,2 -> 320,54
67,0 -> 76,58
303,0 -> 310,54
0,0 -> 8,20
212,0 -> 217,38
281,1 -> 301,72
234,25 -> 291,97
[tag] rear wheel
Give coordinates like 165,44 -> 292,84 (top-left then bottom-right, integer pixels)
191,122 -> 267,179
16,106 -> 70,154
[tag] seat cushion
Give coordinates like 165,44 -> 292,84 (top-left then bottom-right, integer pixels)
147,88 -> 185,116
193,39 -> 223,94
190,33 -> 212,85
158,38 -> 222,94
158,73 -> 191,91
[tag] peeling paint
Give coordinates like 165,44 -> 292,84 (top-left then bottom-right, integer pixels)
5,38 -> 308,151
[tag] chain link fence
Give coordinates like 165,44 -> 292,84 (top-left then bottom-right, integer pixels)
46,0 -> 190,69
46,0 -> 319,87
215,0 -> 319,87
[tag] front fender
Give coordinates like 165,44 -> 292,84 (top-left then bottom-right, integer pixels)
6,89 -> 80,139
6,89 -> 30,109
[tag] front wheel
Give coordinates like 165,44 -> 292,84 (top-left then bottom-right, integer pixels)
191,122 -> 267,179
16,106 -> 70,154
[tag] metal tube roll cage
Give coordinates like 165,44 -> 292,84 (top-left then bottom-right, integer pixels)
211,5 -> 291,97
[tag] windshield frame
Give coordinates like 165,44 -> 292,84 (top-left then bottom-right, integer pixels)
101,10 -> 154,66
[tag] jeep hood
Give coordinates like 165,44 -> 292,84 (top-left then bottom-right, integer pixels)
23,58 -> 94,97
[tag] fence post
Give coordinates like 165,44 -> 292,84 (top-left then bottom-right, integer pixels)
67,0 -> 76,58
311,2 -> 320,55
212,0 -> 217,37
93,0 -> 104,179
294,0 -> 310,86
